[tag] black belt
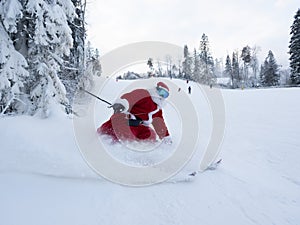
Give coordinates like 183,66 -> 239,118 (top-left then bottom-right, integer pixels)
127,117 -> 143,127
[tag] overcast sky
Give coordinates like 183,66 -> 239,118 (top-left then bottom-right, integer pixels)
86,0 -> 299,69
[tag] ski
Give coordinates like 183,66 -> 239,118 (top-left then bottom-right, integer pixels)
205,158 -> 222,171
168,159 -> 223,183
188,158 -> 222,177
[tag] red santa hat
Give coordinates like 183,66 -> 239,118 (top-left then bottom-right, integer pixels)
156,82 -> 169,93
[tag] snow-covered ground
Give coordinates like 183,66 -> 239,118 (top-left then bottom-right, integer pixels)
1,79 -> 300,225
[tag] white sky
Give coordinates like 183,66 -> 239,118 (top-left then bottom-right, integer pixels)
86,0 -> 299,70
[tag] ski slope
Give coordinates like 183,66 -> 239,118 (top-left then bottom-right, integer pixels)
0,79 -> 300,225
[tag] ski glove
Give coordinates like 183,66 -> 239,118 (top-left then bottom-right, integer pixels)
109,103 -> 125,113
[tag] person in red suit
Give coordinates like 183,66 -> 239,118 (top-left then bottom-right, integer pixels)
98,81 -> 172,143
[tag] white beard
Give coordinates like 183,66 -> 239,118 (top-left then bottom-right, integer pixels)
148,88 -> 166,108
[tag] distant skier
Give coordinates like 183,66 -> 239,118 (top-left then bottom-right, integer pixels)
188,86 -> 191,94
98,82 -> 172,144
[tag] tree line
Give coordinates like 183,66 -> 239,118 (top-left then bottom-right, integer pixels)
142,9 -> 300,89
145,35 -> 289,89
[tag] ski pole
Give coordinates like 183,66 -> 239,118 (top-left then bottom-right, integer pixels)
79,87 -> 112,106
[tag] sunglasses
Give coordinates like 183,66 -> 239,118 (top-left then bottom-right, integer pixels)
156,87 -> 169,98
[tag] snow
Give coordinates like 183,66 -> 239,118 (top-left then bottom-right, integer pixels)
216,77 -> 231,86
1,78 -> 300,225
0,0 -> 23,33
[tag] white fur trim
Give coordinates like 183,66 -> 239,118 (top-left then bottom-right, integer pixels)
142,107 -> 160,126
114,98 -> 129,112
148,88 -> 166,108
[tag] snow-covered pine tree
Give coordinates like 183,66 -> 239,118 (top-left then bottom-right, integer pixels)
259,63 -> 266,87
192,48 -> 200,82
0,0 -> 29,115
260,50 -> 280,87
289,8 -> 300,85
62,0 -> 86,102
25,0 -> 75,117
224,55 -> 232,77
182,45 -> 192,80
199,33 -> 215,85
0,0 -> 95,116
232,51 -> 240,88
224,55 -> 233,87
241,45 -> 251,86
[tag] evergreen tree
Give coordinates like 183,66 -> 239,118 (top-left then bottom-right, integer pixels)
289,9 -> 300,85
224,55 -> 232,77
199,33 -> 215,85
192,48 -> 200,82
62,0 -> 87,103
224,55 -> 233,87
0,23 -> 29,115
232,52 -> 240,88
260,50 -> 280,87
0,0 -> 22,33
25,0 -> 75,117
0,0 -> 95,116
241,45 -> 251,84
0,0 -> 29,115
182,45 -> 192,80
259,63 -> 266,86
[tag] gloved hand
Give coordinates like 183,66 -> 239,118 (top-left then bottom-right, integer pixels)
109,103 -> 125,113
162,136 -> 173,145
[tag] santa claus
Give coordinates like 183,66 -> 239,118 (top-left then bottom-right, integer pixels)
97,81 -> 172,143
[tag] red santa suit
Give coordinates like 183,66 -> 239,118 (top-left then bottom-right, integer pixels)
98,87 -> 170,142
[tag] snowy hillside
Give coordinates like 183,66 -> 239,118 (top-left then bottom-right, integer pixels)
0,79 -> 300,225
